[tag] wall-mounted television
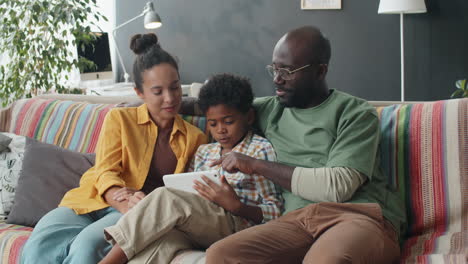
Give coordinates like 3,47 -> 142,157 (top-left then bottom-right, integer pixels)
77,32 -> 113,81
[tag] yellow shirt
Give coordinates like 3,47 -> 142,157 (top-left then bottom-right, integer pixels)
59,104 -> 208,214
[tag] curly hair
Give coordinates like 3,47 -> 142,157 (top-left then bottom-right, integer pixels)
130,33 -> 179,92
198,73 -> 254,114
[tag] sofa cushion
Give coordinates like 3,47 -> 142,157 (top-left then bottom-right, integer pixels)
0,133 -> 26,217
0,133 -> 12,152
6,138 -> 95,227
377,98 -> 468,262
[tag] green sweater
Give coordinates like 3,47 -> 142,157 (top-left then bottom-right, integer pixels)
253,90 -> 406,240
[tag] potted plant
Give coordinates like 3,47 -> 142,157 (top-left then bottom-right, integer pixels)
451,79 -> 468,98
0,0 -> 107,106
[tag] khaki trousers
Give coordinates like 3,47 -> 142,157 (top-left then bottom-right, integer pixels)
206,202 -> 400,264
104,187 -> 246,264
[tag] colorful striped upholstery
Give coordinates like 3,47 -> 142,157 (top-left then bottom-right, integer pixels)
0,223 -> 32,264
1,98 -> 466,263
7,98 -> 207,153
180,114 -> 208,136
8,98 -> 115,153
377,98 -> 468,263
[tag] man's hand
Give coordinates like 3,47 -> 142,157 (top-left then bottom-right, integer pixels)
193,175 -> 242,213
210,152 -> 257,175
127,191 -> 146,210
213,152 -> 295,191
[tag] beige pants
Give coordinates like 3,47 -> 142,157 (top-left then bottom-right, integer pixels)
104,187 -> 247,264
206,202 -> 400,264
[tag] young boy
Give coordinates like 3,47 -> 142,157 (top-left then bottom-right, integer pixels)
99,73 -> 283,264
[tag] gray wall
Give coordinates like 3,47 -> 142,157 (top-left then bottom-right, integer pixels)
115,0 -> 467,101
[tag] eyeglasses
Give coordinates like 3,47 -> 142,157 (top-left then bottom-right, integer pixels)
266,64 -> 311,81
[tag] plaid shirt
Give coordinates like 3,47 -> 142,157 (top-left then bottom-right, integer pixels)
189,131 -> 284,225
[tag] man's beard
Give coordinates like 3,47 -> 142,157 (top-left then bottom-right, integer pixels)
276,87 -> 311,108
276,90 -> 294,107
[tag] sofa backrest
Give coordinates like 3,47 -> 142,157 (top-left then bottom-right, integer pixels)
4,98 -> 207,153
7,98 -> 114,153
376,98 -> 467,241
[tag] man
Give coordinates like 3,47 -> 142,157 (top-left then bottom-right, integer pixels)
206,26 -> 405,263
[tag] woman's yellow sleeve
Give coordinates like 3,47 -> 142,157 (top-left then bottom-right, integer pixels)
93,109 -> 126,201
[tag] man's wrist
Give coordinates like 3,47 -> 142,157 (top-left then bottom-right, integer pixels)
251,158 -> 263,175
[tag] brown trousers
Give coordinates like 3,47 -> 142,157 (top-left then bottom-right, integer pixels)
206,202 -> 400,264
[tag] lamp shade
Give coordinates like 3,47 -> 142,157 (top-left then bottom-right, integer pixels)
144,11 -> 162,29
378,0 -> 427,14
143,2 -> 162,29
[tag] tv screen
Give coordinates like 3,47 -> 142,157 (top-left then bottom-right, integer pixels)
77,32 -> 112,80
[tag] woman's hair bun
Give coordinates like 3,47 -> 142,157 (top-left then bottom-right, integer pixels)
130,33 -> 160,55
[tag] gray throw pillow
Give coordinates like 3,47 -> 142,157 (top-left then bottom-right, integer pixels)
7,137 -> 95,227
0,133 -> 12,152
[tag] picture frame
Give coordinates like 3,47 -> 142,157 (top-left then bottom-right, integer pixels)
301,0 -> 342,10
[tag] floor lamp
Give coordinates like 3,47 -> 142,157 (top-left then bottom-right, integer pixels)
378,0 -> 427,102
113,1 -> 162,83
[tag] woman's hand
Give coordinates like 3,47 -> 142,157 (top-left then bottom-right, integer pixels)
112,187 -> 138,202
193,175 -> 242,213
127,191 -> 146,210
112,201 -> 130,214
103,186 -> 136,214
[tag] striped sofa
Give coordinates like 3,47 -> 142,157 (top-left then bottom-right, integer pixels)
0,95 -> 466,263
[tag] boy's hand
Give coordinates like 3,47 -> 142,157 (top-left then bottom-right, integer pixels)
193,175 -> 242,213
210,152 -> 257,175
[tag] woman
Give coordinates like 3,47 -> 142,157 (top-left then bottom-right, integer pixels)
21,33 -> 207,264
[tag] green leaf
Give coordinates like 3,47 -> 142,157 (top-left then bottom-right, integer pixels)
32,3 -> 41,13
455,79 -> 466,90
451,89 -> 464,98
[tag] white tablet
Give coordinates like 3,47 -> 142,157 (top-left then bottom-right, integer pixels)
162,170 -> 221,194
